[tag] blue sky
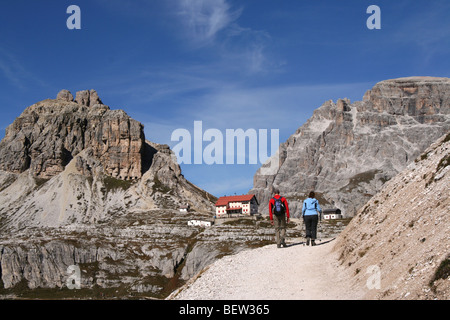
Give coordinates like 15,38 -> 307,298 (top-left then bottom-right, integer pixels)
1,0 -> 449,197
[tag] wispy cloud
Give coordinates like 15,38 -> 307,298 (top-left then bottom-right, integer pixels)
0,49 -> 28,89
176,0 -> 242,44
133,70 -> 373,146
0,48 -> 47,90
173,0 -> 279,75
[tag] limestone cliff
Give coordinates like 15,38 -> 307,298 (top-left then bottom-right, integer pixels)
0,90 -> 142,180
0,90 -> 216,230
0,90 -> 231,299
250,77 -> 450,217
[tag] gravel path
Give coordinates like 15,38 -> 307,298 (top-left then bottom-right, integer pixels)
169,238 -> 366,300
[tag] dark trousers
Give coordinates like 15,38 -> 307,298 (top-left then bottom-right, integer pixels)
303,215 -> 319,240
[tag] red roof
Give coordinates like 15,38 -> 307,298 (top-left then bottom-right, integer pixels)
215,194 -> 258,207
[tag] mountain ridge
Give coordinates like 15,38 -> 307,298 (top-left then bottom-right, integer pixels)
0,81 -> 448,299
250,76 -> 450,217
0,89 -> 216,230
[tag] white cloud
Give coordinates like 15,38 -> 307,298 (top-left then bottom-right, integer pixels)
173,0 -> 279,75
176,0 -> 242,44
180,82 -> 374,135
136,77 -> 373,150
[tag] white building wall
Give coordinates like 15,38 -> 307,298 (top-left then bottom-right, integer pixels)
188,220 -> 212,227
215,197 -> 259,217
216,206 -> 227,217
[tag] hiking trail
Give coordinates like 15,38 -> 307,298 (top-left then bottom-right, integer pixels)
168,238 -> 366,300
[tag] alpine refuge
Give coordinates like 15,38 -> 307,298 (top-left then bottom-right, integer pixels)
215,195 -> 259,218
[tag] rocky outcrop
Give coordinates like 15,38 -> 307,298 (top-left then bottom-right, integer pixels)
87,109 -> 144,180
74,89 -> 103,107
0,90 -> 216,231
0,90 -> 225,298
0,90 -> 141,180
250,77 -> 450,217
0,212 -> 294,299
333,132 -> 450,299
56,90 -> 74,102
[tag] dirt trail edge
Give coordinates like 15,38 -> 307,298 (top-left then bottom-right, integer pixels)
168,238 -> 368,300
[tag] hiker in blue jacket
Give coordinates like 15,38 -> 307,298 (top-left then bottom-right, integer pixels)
302,191 -> 322,246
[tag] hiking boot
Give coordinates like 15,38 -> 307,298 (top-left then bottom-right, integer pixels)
306,238 -> 310,246
282,242 -> 287,248
311,240 -> 316,246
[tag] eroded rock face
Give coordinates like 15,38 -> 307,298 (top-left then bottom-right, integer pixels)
74,89 -> 103,107
250,77 -> 450,217
0,90 -> 217,227
0,211 -> 287,299
0,90 -> 142,180
56,90 -> 74,102
86,109 -> 144,180
0,90 -> 221,299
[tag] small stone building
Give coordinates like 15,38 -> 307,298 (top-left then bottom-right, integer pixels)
323,208 -> 342,220
179,204 -> 190,212
187,220 -> 212,227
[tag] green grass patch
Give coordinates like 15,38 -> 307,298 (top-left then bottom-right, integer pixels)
152,176 -> 171,194
34,177 -> 50,189
103,176 -> 133,192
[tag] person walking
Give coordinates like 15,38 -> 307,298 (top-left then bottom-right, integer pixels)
269,188 -> 290,248
302,191 -> 322,246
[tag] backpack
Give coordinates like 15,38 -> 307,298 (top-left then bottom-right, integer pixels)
272,196 -> 286,215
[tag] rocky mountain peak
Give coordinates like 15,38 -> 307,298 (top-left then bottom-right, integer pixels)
250,77 -> 450,217
362,76 -> 450,116
56,89 -> 104,107
0,90 -> 141,180
56,89 -> 74,102
0,90 -> 216,231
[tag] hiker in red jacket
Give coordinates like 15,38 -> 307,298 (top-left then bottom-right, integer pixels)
269,188 -> 290,248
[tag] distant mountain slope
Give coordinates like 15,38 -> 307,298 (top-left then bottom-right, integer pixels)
250,77 -> 450,217
333,132 -> 449,299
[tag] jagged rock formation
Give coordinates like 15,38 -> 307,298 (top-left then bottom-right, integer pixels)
333,132 -> 449,299
0,90 -> 216,230
0,90 -> 238,298
0,90 -> 141,180
250,77 -> 450,217
75,89 -> 103,106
